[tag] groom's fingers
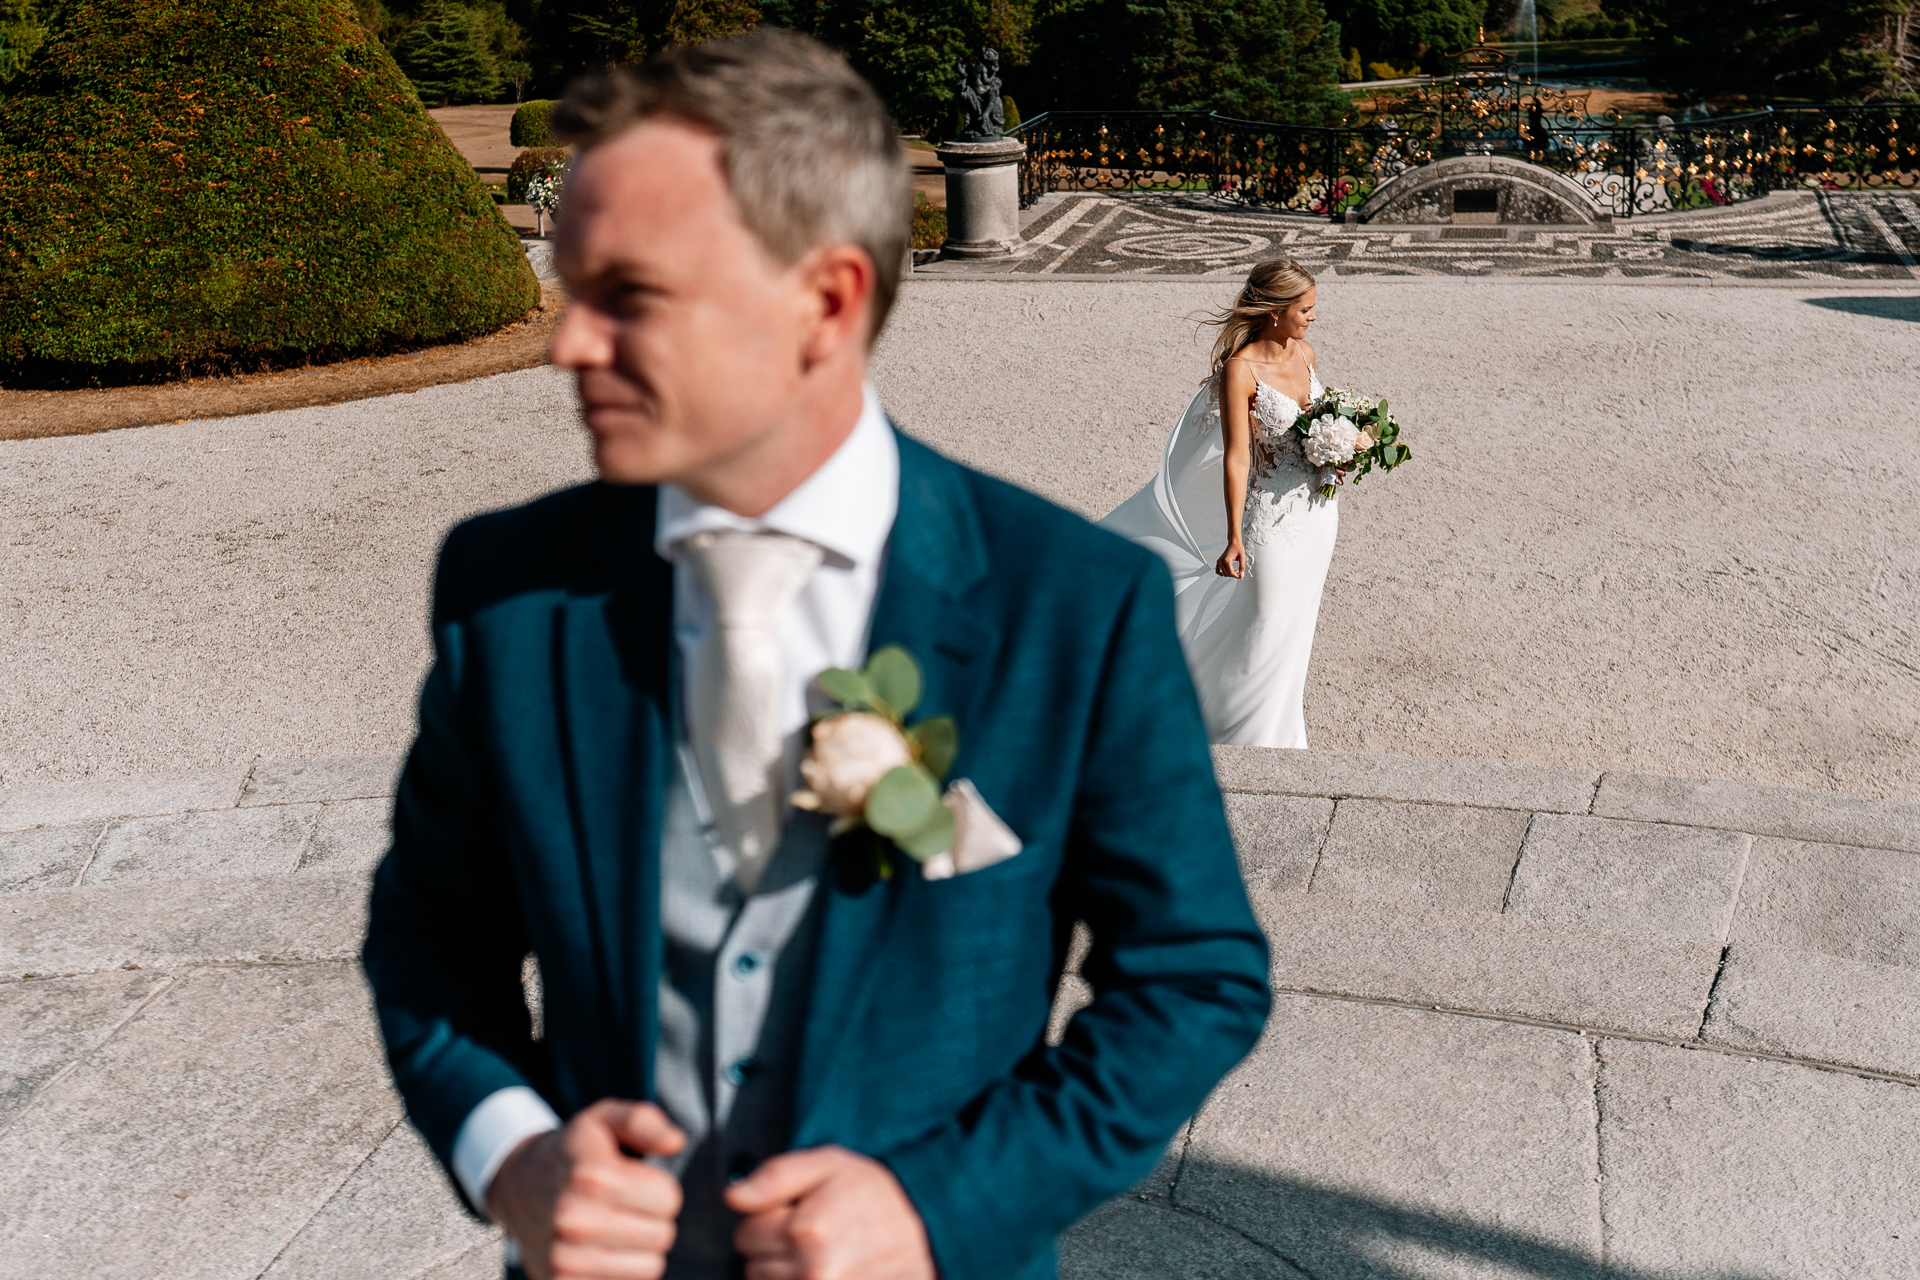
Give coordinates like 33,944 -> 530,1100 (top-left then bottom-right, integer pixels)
598,1099 -> 688,1159
732,1205 -> 798,1257
551,1195 -> 678,1252
724,1146 -> 841,1215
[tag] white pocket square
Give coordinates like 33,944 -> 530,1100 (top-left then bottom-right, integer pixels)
922,778 -> 1022,881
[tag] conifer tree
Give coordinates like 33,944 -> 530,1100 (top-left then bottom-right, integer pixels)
393,0 -> 502,104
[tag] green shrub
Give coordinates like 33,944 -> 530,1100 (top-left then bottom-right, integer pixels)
507,146 -> 568,202
0,0 -> 538,384
509,98 -> 554,147
909,191 -> 946,250
1001,95 -> 1020,129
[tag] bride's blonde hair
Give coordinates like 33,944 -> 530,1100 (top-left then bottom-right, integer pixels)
1205,258 -> 1316,379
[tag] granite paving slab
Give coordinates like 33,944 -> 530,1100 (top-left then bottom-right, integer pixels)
0,967 -> 172,1128
260,1120 -> 498,1280
0,768 -> 250,833
0,963 -> 399,1280
1,874 -> 369,978
299,799 -> 393,876
1701,943 -> 1920,1081
1596,1038 -> 1920,1277
1505,815 -> 1753,943
413,1240 -> 510,1280
1223,793 -> 1331,892
1254,890 -> 1720,1039
241,756 -> 404,808
1309,799 -> 1531,913
0,822 -> 100,892
1728,837 -> 1920,967
85,805 -> 320,886
1212,746 -> 1599,814
1593,771 -> 1920,855
1059,1197 -> 1302,1279
1180,995 -> 1601,1279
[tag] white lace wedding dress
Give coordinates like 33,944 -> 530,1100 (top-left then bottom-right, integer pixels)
1097,370 -> 1338,748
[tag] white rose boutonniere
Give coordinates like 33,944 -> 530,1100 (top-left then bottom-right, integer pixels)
793,644 -> 1020,881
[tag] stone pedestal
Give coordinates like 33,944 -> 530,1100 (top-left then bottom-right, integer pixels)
935,137 -> 1028,259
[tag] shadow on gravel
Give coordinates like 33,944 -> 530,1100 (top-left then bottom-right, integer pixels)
1064,1166 -> 1770,1280
1805,295 -> 1920,323
1670,238 -> 1913,266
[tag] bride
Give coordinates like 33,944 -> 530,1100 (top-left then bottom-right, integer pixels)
1098,259 -> 1336,748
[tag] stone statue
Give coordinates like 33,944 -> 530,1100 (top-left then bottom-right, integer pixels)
953,49 -> 1005,142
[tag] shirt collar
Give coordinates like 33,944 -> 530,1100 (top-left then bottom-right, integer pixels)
654,383 -> 899,570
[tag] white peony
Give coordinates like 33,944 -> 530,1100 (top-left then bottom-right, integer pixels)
794,712 -> 913,816
1304,413 -> 1360,467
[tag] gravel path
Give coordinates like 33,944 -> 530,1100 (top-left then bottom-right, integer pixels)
4,278 -> 1917,798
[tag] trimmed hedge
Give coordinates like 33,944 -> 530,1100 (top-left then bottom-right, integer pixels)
509,98 -> 555,147
0,0 -> 539,383
507,146 -> 567,202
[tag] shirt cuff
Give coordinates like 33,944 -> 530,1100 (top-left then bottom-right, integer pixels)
451,1085 -> 563,1216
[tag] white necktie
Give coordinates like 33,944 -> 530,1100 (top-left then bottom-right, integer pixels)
679,529 -> 824,894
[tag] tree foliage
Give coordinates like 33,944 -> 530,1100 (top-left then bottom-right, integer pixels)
1627,0 -> 1916,103
394,0 -> 503,102
1033,0 -> 1348,122
0,0 -> 49,82
0,0 -> 538,382
1321,0 -> 1482,73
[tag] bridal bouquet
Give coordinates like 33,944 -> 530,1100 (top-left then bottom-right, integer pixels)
1294,387 -> 1412,499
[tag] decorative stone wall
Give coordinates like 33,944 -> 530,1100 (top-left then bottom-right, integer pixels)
1356,154 -> 1611,227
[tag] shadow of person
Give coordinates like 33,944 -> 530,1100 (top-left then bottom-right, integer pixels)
1805,296 -> 1920,323
1060,1162 -> 1771,1280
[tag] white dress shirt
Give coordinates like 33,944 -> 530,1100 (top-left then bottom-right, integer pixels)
449,384 -> 900,1215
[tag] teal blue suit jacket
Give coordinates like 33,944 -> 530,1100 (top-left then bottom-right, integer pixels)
363,432 -> 1270,1280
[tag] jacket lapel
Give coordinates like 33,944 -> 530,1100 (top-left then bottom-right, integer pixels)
554,485 -> 674,1099
793,432 -> 997,1138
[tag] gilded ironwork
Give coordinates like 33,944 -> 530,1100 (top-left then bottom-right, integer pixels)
1012,104 -> 1920,221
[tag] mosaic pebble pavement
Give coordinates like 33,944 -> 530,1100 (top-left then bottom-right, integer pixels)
922,188 -> 1920,279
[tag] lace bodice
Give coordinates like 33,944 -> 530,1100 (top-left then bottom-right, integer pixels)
1240,370 -> 1330,548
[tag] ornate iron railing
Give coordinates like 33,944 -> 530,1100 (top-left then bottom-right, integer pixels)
1009,104 -> 1920,222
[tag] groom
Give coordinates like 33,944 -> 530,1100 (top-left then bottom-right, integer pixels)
362,29 -> 1269,1280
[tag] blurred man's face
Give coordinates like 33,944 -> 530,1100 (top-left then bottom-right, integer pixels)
549,121 -> 819,492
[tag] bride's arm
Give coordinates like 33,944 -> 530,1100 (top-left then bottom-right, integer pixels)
1216,360 -> 1253,580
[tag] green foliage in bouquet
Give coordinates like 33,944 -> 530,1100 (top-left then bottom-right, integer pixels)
0,0 -> 538,384
813,645 -> 959,866
1294,392 -> 1411,498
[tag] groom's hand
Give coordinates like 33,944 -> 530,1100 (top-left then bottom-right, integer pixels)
727,1145 -> 935,1280
488,1099 -> 686,1280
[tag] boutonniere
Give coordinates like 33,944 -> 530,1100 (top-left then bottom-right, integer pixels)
792,644 -> 1020,880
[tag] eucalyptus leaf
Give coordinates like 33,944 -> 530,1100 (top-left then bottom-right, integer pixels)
866,764 -> 942,838
897,805 -> 956,860
818,667 -> 875,710
908,715 -> 959,778
865,645 -> 923,719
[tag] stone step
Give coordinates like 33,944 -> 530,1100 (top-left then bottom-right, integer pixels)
4,747 -> 1918,1277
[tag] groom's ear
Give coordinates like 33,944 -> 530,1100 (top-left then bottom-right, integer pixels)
796,243 -> 879,369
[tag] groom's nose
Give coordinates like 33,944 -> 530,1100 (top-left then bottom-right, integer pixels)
549,298 -> 616,372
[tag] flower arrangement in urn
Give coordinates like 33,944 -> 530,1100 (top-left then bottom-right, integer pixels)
1294,386 -> 1412,499
794,645 -> 1018,880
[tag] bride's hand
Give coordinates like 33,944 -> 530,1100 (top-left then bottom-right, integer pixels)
1216,542 -> 1248,579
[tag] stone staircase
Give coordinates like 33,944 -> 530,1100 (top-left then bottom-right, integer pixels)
3,748 -> 1917,1278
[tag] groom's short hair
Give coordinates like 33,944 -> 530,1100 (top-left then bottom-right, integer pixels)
554,29 -> 912,338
